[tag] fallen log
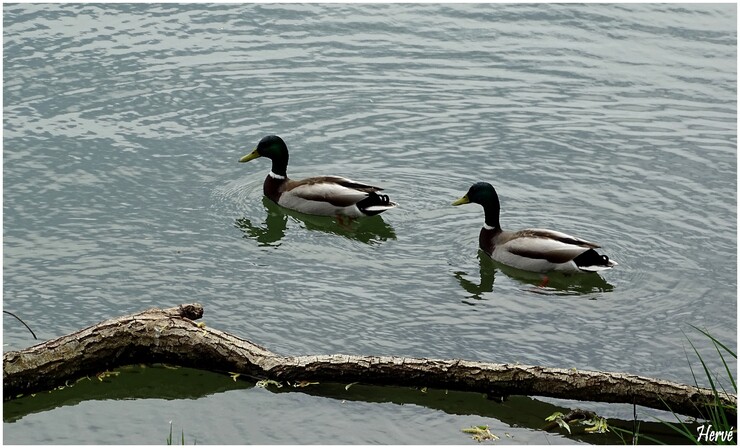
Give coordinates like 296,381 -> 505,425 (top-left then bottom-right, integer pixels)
3,304 -> 735,421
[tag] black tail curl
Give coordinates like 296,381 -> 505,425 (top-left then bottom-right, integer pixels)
357,192 -> 394,216
573,249 -> 611,268
376,194 -> 391,205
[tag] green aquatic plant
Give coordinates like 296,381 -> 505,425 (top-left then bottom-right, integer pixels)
545,411 -> 572,434
3,310 -> 37,339
167,421 -> 195,445
581,416 -> 609,434
677,325 -> 736,444
606,326 -> 736,445
544,410 -> 610,436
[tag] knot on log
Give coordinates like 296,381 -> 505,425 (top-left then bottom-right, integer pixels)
177,303 -> 204,320
136,303 -> 203,320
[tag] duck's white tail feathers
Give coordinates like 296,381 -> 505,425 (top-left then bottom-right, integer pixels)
364,202 -> 399,212
358,193 -> 397,216
579,258 -> 618,272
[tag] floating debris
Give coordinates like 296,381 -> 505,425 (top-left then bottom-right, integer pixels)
290,380 -> 319,388
96,370 -> 120,382
255,379 -> 283,389
462,425 -> 500,442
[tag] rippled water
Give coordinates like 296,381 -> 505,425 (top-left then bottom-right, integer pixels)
3,3 -> 736,444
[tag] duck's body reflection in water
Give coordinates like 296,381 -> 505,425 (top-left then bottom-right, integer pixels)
235,198 -> 289,247
236,197 -> 396,246
455,251 -> 614,304
454,253 -> 496,304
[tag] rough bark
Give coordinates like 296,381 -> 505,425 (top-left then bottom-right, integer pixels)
3,303 -> 735,421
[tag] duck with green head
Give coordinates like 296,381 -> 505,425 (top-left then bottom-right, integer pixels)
239,135 -> 398,217
453,182 -> 617,274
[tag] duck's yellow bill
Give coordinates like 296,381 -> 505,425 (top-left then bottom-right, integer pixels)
452,195 -> 470,206
239,148 -> 261,163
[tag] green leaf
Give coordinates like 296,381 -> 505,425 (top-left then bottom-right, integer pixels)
582,417 -> 609,433
544,412 -> 572,434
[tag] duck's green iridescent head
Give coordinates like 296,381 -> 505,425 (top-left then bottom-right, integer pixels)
240,135 -> 289,162
239,135 -> 289,176
452,182 -> 499,207
452,182 -> 501,228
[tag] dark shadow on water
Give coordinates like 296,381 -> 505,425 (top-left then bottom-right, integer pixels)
3,364 -> 693,444
235,197 -> 396,246
455,251 -> 614,303
3,365 -> 251,423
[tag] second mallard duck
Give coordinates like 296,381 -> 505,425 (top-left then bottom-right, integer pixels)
453,182 -> 617,274
239,135 -> 398,217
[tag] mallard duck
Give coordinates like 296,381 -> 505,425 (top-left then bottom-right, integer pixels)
239,135 -> 397,217
452,182 -> 617,274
